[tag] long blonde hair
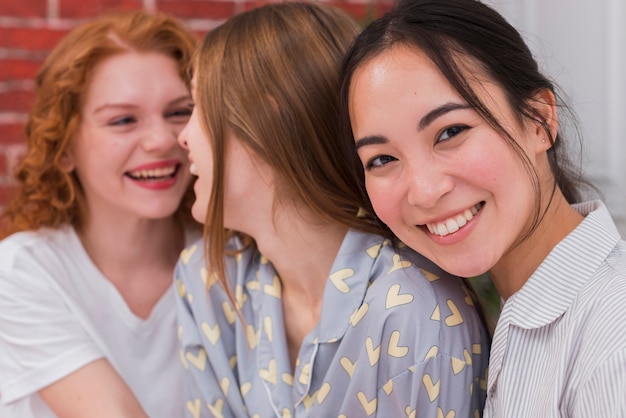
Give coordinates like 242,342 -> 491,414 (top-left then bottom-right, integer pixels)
194,2 -> 386,294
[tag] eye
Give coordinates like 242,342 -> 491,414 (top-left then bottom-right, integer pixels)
109,116 -> 136,126
167,105 -> 193,122
365,154 -> 397,170
437,125 -> 468,142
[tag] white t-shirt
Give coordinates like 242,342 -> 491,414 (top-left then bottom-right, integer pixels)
0,225 -> 193,418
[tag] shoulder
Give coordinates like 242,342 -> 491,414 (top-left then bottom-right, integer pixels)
358,241 -> 484,345
575,251 -> 626,342
556,243 -> 626,380
578,239 -> 626,315
342,241 -> 488,385
175,236 -> 259,295
175,238 -> 206,296
606,239 -> 626,277
0,226 -> 77,273
183,223 -> 203,247
367,241 -> 471,308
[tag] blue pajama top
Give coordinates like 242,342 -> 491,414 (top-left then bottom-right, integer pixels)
175,229 -> 489,417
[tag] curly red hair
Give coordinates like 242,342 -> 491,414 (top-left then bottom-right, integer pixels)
1,10 -> 197,237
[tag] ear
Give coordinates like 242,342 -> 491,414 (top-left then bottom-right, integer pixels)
528,88 -> 558,153
59,150 -> 75,172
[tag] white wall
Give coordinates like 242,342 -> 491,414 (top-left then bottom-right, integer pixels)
486,0 -> 626,234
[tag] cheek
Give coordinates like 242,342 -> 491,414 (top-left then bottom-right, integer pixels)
484,149 -> 528,193
196,164 -> 213,198
191,175 -> 211,223
191,201 -> 207,224
365,178 -> 401,225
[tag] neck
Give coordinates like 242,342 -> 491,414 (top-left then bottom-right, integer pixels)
254,213 -> 348,297
78,215 -> 183,273
250,207 -> 348,369
490,191 -> 583,300
77,211 -> 184,319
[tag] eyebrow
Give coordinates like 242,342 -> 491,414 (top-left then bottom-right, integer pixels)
170,94 -> 193,106
418,102 -> 471,131
93,94 -> 192,114
355,102 -> 471,150
93,103 -> 137,114
355,135 -> 387,151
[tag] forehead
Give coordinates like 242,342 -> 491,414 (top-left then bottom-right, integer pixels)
348,44 -> 516,135
350,43 -> 491,99
83,51 -> 183,104
349,45 -> 459,115
353,46 -> 443,94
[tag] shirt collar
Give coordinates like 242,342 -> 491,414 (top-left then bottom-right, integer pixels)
316,229 -> 390,343
507,200 -> 621,329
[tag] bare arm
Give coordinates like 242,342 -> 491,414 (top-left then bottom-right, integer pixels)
38,358 -> 149,418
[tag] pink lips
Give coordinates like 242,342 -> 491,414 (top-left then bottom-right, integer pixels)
128,159 -> 181,172
125,159 -> 182,190
422,202 -> 483,245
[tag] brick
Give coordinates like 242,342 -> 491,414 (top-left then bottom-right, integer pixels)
59,0 -> 143,18
239,0 -> 392,20
157,0 -> 236,20
0,123 -> 27,146
0,27 -> 71,51
0,0 -> 47,18
192,30 -> 209,40
0,90 -> 35,113
241,1 -> 277,12
0,186 -> 18,207
0,151 -> 6,177
327,1 -> 393,21
0,59 -> 42,82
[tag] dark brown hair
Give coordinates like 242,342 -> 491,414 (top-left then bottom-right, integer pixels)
339,0 -> 590,239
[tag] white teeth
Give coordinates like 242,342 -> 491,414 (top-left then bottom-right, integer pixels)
128,165 -> 177,180
445,218 -> 459,234
426,203 -> 482,237
189,163 -> 198,176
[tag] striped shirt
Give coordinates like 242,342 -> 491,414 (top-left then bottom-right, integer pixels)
484,200 -> 626,417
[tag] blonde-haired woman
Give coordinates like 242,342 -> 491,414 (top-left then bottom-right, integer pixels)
0,11 -> 199,418
176,3 -> 489,417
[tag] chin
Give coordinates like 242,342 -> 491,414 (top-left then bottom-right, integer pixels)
191,205 -> 207,224
139,207 -> 180,221
434,257 -> 491,279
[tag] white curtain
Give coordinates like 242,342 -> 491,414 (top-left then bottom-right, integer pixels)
487,0 -> 626,234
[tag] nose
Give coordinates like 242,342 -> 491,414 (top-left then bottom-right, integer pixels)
142,119 -> 179,153
178,121 -> 189,150
405,157 -> 455,209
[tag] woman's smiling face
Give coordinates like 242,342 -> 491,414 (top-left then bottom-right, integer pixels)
349,45 -> 548,278
68,51 -> 192,223
178,77 -> 275,231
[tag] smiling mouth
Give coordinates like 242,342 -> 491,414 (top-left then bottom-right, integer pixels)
425,202 -> 484,237
126,164 -> 179,181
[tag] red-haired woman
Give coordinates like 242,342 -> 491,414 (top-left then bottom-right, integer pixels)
0,11 -> 199,418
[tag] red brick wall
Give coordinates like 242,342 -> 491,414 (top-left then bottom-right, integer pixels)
0,0 -> 393,210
